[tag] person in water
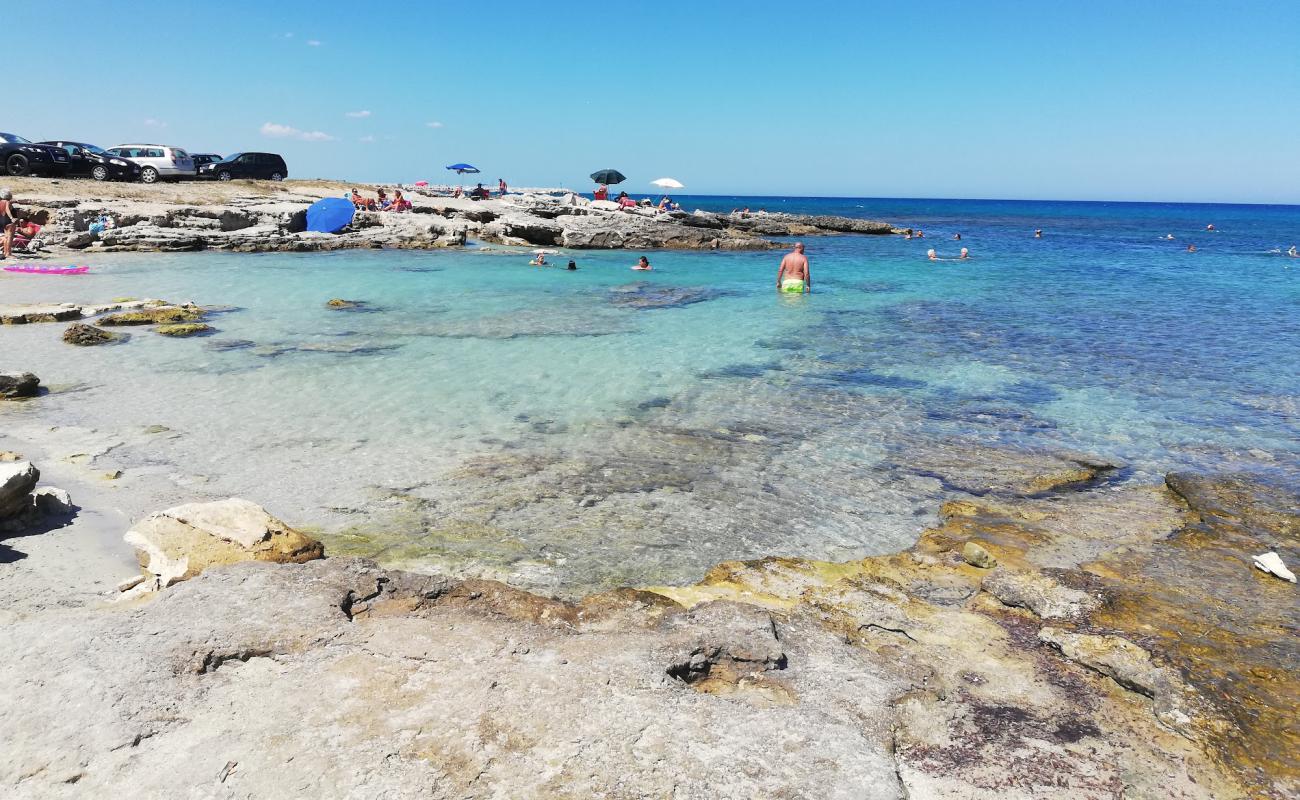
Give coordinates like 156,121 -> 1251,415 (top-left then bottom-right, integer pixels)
1034,229 -> 1043,238
530,253 -> 548,266
567,259 -> 578,270
959,247 -> 970,259
927,248 -> 938,261
1187,244 -> 1197,253
1206,224 -> 1216,231
632,255 -> 652,271
1288,246 -> 1298,258
777,242 -> 810,293
1163,234 -> 1175,240
953,233 -> 961,240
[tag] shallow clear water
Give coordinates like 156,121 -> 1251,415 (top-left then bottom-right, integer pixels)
3,197 -> 1298,592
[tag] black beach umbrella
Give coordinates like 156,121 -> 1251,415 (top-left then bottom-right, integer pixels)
589,169 -> 626,185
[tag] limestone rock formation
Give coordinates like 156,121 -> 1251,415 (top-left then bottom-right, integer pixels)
0,461 -> 40,518
123,498 -> 325,590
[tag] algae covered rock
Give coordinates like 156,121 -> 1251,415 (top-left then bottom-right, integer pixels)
98,305 -> 206,326
155,323 -> 213,337
0,371 -> 40,398
62,323 -> 121,346
124,498 -> 324,590
325,298 -> 364,310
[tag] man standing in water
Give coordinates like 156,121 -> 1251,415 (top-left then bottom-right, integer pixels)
777,242 -> 811,293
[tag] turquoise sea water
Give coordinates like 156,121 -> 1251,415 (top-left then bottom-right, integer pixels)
2,197 -> 1297,591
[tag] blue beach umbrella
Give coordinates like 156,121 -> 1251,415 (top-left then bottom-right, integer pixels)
305,197 -> 355,234
446,163 -> 480,174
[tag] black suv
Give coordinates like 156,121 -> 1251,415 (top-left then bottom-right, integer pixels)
1,132 -> 70,176
39,141 -> 142,181
200,152 -> 288,181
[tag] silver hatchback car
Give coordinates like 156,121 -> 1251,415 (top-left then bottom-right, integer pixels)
105,144 -> 195,183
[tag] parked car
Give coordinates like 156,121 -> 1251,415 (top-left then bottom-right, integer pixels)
104,144 -> 195,183
39,141 -> 142,181
190,153 -> 223,175
200,152 -> 288,182
0,132 -> 71,177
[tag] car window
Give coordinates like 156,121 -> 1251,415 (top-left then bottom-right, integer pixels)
63,145 -> 82,156
146,148 -> 163,158
0,133 -> 31,144
172,149 -> 189,159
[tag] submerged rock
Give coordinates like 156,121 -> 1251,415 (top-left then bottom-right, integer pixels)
155,323 -> 213,337
62,323 -> 122,346
0,371 -> 40,398
123,498 -> 324,591
325,298 -> 364,310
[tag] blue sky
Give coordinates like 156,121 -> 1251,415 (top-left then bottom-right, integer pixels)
11,1 -> 1299,203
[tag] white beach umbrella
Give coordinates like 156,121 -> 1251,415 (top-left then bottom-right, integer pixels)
651,177 -> 684,190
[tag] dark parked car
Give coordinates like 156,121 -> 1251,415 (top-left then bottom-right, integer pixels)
39,141 -> 142,181
191,153 -> 223,175
199,152 -> 288,181
0,132 -> 70,176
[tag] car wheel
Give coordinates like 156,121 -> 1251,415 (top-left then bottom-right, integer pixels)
218,171 -> 233,182
270,172 -> 284,182
140,166 -> 159,184
5,153 -> 30,177
91,164 -> 109,181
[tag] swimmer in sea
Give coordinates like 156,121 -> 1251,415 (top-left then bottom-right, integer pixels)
953,233 -> 961,241
530,254 -> 547,266
1034,229 -> 1043,238
1164,234 -> 1175,240
904,231 -> 912,239
959,247 -> 970,260
632,255 -> 652,271
1207,224 -> 1216,231
567,259 -> 578,270
927,248 -> 938,261
777,242 -> 810,293
1187,245 -> 1197,253
1288,246 -> 1297,258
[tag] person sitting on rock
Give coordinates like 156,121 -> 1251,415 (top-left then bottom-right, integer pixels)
593,184 -> 609,201
470,183 -> 489,200
376,188 -> 390,210
452,185 -> 463,199
390,189 -> 411,212
656,195 -> 671,212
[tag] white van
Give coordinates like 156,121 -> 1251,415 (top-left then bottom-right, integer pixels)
105,144 -> 195,183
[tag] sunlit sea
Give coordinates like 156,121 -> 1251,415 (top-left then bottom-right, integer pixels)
3,196 -> 1297,592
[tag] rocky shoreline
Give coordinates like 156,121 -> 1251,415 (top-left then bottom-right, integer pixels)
1,430 -> 1295,797
1,177 -> 901,255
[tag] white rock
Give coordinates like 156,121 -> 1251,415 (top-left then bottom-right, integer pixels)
1253,551 -> 1296,583
32,486 -> 74,515
158,497 -> 278,548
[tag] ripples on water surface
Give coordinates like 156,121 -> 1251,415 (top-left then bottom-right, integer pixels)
2,198 -> 1297,592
